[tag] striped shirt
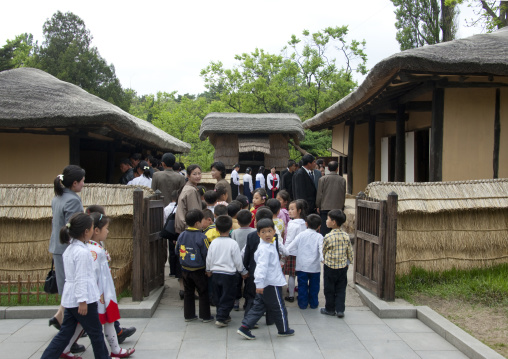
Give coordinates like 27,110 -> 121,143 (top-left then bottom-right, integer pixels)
323,228 -> 354,269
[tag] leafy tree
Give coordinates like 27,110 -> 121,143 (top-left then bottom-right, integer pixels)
449,0 -> 507,31
0,33 -> 35,71
391,0 -> 458,50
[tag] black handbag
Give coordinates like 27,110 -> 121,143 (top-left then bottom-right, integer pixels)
44,260 -> 59,294
160,207 -> 177,239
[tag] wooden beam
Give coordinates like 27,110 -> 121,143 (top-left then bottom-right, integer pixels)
440,82 -> 508,89
347,123 -> 355,195
368,116 -> 376,184
395,104 -> 406,182
430,88 -> 444,181
69,135 -> 80,166
494,88 -> 500,179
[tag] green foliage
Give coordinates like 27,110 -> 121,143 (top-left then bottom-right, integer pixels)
0,33 -> 35,71
449,0 -> 507,31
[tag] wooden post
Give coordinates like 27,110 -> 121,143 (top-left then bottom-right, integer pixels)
347,123 -> 355,194
143,196 -> 151,297
69,135 -> 80,166
493,88 -> 500,179
430,88 -> 444,182
384,191 -> 398,301
368,116 -> 376,184
395,105 -> 406,182
132,189 -> 144,301
353,191 -> 365,287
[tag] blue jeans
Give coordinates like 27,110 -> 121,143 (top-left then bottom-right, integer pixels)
41,302 -> 110,359
296,271 -> 320,309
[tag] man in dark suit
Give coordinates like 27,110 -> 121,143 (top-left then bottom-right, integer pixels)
281,160 -> 297,200
292,154 -> 317,213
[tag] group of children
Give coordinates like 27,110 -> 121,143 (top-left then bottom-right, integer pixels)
174,186 -> 354,340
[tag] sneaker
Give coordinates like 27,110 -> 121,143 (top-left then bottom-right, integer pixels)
284,296 -> 294,303
237,326 -> 256,340
185,316 -> 198,322
277,328 -> 295,337
215,320 -> 228,327
337,312 -> 345,318
233,299 -> 240,311
202,316 -> 214,323
117,327 -> 136,344
320,308 -> 336,316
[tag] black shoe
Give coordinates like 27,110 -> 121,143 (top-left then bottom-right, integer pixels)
81,331 -> 88,338
117,327 -> 136,344
48,317 -> 61,330
337,312 -> 345,318
320,308 -> 336,316
284,296 -> 294,303
70,343 -> 85,354
179,290 -> 184,300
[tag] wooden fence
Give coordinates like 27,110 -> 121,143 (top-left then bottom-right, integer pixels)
132,189 -> 166,301
354,191 -> 398,301
0,275 -> 59,305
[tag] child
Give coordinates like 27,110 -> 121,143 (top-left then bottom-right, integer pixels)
175,209 -> 213,322
320,209 -> 353,318
249,188 -> 267,228
235,195 -> 250,210
204,190 -> 218,213
164,190 -> 179,277
266,198 -> 285,240
206,215 -> 248,327
228,201 -> 242,230
163,190 -> 179,222
41,213 -> 113,359
283,199 -> 308,303
89,212 -> 135,357
201,209 -> 215,235
242,168 -> 253,204
215,184 -> 229,206
276,190 -> 291,241
286,214 -> 323,310
127,160 -> 152,187
237,218 -> 294,340
201,208 -> 217,305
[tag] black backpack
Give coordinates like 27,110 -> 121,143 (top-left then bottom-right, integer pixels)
160,207 -> 177,239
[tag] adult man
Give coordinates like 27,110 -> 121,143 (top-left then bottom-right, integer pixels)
119,158 -> 134,185
316,161 -> 346,236
292,154 -> 317,213
281,160 -> 297,200
130,153 -> 142,169
313,158 -> 324,188
230,163 -> 240,201
151,153 -> 186,207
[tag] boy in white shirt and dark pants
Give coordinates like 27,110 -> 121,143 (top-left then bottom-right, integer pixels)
286,214 -> 323,310
237,218 -> 294,340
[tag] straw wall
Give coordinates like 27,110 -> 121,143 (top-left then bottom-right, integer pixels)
211,134 -> 239,168
264,134 -> 289,171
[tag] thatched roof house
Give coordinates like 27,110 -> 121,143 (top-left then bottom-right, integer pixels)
365,179 -> 508,275
0,68 -> 191,184
199,112 -> 305,170
304,28 -> 508,194
0,184 -> 154,293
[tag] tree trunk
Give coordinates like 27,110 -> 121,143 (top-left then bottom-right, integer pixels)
288,139 -> 309,156
440,0 -> 455,42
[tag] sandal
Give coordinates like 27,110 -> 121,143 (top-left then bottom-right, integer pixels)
114,348 -> 135,358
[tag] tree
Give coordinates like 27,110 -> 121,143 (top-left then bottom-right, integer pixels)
391,0 -> 459,50
0,33 -> 35,71
32,11 -> 130,111
449,0 -> 507,31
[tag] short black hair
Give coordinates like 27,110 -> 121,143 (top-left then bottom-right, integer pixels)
204,190 -> 218,205
130,153 -> 142,161
185,209 -> 204,227
197,186 -> 206,197
215,184 -> 228,198
227,202 -> 242,218
328,209 -> 346,226
266,198 -> 281,215
214,204 -> 228,216
255,207 -> 273,222
256,218 -> 274,232
202,209 -> 214,220
211,161 -> 226,178
236,209 -> 252,227
302,154 -> 315,166
215,215 -> 233,233
201,201 -> 207,210
287,159 -> 296,167
306,214 -> 321,230
120,158 -> 131,166
316,158 -> 324,166
86,205 -> 105,215
235,195 -> 249,209
161,153 -> 176,167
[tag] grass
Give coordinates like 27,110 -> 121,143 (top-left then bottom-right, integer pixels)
396,264 -> 508,311
0,284 -> 60,306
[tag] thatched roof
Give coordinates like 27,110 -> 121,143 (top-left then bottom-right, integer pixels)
304,27 -> 508,130
0,68 -> 191,153
199,112 -> 305,141
364,179 -> 508,214
0,184 -> 154,220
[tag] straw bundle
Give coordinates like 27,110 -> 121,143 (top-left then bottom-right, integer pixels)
265,134 -> 289,170
238,136 -> 271,154
212,135 -> 239,168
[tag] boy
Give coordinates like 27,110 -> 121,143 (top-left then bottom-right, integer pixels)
204,190 -> 218,213
237,218 -> 294,340
227,201 -> 242,230
286,214 -> 323,310
320,209 -> 353,318
206,215 -> 248,327
175,209 -> 213,322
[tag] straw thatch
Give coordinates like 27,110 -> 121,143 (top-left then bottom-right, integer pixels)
0,184 -> 154,292
265,134 -> 290,169
210,134 -> 239,168
238,136 -> 271,154
304,27 -> 508,130
363,179 -> 508,274
0,68 -> 191,153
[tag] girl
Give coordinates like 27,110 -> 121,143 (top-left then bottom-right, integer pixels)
127,160 -> 152,187
211,161 -> 232,203
266,166 -> 280,199
42,213 -> 117,359
249,188 -> 267,228
255,166 -> 265,190
49,165 -> 85,331
242,167 -> 253,204
89,212 -> 135,358
283,199 -> 308,303
215,184 -> 229,206
276,190 -> 291,242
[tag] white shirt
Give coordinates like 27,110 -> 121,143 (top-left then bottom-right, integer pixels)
255,173 -> 265,189
267,173 -> 279,190
128,175 -> 152,188
206,237 -> 248,275
61,239 -> 100,308
286,228 -> 323,273
231,169 -> 240,186
163,202 -> 177,222
243,173 -> 253,193
285,218 -> 307,254
254,240 -> 287,288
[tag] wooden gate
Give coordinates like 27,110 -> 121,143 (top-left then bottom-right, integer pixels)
132,189 -> 166,301
353,191 -> 398,301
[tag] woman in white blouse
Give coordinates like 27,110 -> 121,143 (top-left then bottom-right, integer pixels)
127,160 -> 153,188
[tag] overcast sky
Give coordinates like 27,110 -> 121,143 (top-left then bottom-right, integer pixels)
1,0 -> 480,96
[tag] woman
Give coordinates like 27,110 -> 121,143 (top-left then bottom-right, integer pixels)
255,166 -> 266,190
127,160 -> 152,187
266,166 -> 280,199
242,167 -> 253,204
49,165 -> 85,331
210,161 -> 232,203
174,164 -> 203,299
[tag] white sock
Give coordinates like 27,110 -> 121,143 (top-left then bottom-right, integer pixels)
104,322 -> 122,354
63,324 -> 83,354
288,276 -> 295,297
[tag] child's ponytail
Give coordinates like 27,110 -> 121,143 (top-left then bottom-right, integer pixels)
60,212 -> 93,244
138,160 -> 152,179
290,199 -> 308,219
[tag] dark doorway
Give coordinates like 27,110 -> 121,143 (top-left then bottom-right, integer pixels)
414,129 -> 430,182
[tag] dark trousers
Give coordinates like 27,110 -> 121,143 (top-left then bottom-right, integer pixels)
232,184 -> 239,201
212,273 -> 238,322
242,286 -> 289,333
168,239 -> 177,275
320,210 -> 331,236
296,271 -> 320,309
182,269 -> 211,320
236,274 -> 243,300
243,276 -> 256,315
41,302 -> 110,359
323,264 -> 348,313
